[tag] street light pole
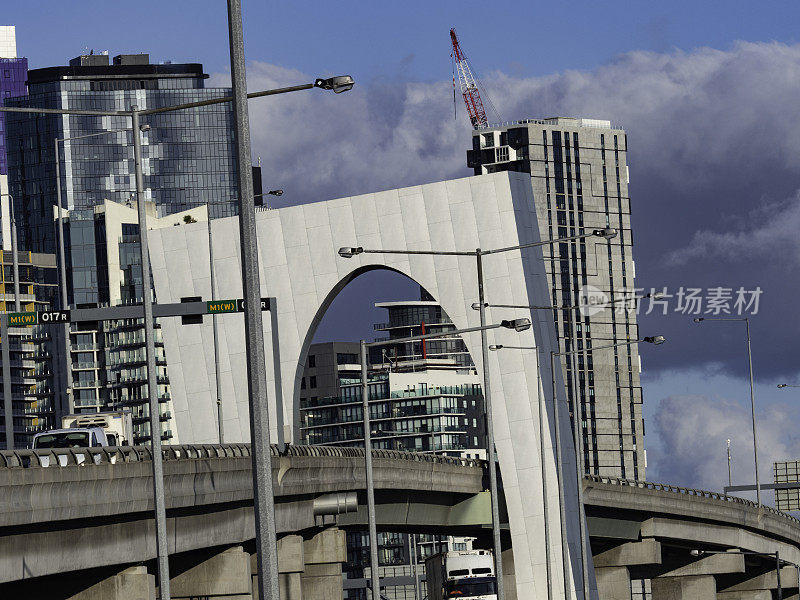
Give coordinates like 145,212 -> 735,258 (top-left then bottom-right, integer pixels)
475,249 -> 506,600
53,145 -> 74,414
694,317 -> 760,506
359,319 -> 532,600
131,106 -> 171,600
360,339 -> 381,599
208,217 -> 224,444
727,439 -> 732,491
226,2 -> 279,598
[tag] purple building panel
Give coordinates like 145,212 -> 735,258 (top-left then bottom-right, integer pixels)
0,57 -> 28,175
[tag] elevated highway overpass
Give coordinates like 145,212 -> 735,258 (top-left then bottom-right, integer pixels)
2,444 -> 800,599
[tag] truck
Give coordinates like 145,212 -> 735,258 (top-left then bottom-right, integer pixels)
32,411 -> 134,449
425,550 -> 497,600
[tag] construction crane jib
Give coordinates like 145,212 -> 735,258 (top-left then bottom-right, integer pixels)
450,28 -> 488,129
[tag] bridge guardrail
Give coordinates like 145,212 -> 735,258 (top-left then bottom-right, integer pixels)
585,474 -> 800,526
0,444 -> 483,469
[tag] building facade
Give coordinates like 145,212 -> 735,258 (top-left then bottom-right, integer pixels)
467,117 -> 644,480
300,298 -> 485,599
63,200 -> 206,442
5,52 -> 237,304
0,25 -> 28,250
0,250 -> 61,449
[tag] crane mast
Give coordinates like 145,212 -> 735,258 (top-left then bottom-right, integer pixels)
450,28 -> 488,129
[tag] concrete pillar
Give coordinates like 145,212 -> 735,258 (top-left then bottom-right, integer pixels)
269,535 -> 304,600
595,566 -> 631,600
300,529 -> 346,600
171,546 -> 252,599
651,575 -> 716,600
717,591 -> 772,600
501,547 -> 517,600
594,539 -> 661,569
254,529 -> 348,600
68,566 -> 156,600
717,565 -> 798,599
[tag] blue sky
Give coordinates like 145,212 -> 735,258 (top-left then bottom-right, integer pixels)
7,2 -> 800,497
6,1 -> 800,81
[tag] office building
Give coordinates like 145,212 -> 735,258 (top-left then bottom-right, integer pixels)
300,297 -> 485,599
0,26 -> 27,250
467,117 -> 644,480
63,199 -> 206,442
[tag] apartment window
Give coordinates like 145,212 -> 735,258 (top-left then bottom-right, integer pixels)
308,355 -> 316,368
496,146 -> 509,162
3,70 -> 9,78
309,376 -> 317,389
300,377 -> 306,390
482,133 -> 494,148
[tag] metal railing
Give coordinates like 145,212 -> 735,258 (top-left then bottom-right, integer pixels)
586,474 -> 800,526
0,443 -> 484,469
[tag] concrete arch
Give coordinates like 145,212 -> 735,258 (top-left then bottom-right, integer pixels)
149,172 -> 595,600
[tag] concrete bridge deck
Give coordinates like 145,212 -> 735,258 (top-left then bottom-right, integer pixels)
4,445 -> 800,599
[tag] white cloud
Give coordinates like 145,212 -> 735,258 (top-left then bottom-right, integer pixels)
648,394 -> 800,503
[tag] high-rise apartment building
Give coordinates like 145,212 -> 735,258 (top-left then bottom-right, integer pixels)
0,26 -> 27,250
0,250 -> 61,449
467,117 -> 644,480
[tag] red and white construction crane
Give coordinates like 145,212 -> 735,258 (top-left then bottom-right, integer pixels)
450,28 -> 498,129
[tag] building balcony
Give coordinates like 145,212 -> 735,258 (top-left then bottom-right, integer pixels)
73,380 -> 100,389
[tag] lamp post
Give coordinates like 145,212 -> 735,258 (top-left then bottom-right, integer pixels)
690,549 -> 792,600
491,335 -> 665,598
694,317 -> 760,506
0,192 -> 18,453
338,227 -> 615,600
359,318 -> 532,600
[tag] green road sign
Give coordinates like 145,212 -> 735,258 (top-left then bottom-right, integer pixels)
8,312 -> 38,326
207,300 -> 240,314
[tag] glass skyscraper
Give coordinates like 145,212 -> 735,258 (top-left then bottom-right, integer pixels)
5,52 -> 237,305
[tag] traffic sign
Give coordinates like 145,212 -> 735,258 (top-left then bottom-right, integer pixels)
207,297 -> 271,314
39,310 -> 71,323
7,312 -> 37,326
